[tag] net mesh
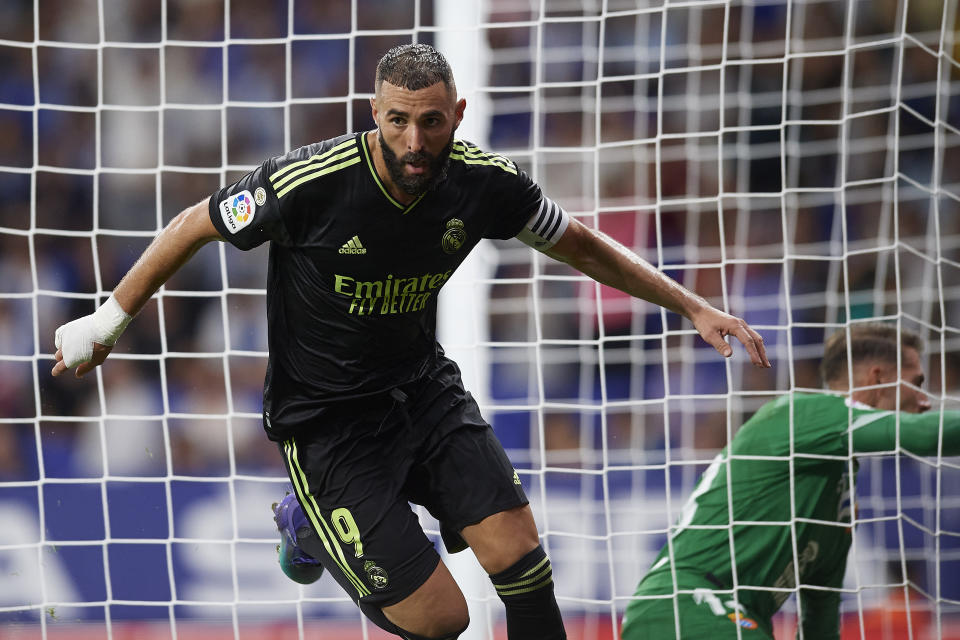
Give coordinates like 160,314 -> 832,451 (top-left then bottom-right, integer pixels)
2,0 -> 960,638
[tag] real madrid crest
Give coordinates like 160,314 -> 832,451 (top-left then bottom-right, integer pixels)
364,560 -> 389,590
442,218 -> 467,254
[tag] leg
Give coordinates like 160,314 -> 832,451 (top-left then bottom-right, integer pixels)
460,503 -> 539,573
461,505 -> 566,640
273,484 -> 467,637
277,414 -> 469,640
402,357 -> 565,639
380,560 -> 469,638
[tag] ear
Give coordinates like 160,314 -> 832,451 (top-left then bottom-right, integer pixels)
454,97 -> 466,128
370,96 -> 378,123
847,362 -> 882,402
867,363 -> 890,385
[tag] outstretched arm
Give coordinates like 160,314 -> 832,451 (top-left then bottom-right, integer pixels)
851,407 -> 960,456
543,218 -> 770,368
51,197 -> 221,378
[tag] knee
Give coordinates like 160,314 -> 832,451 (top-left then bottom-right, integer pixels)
362,600 -> 469,639
375,561 -> 470,639
393,602 -> 469,639
464,505 -> 540,574
400,616 -> 470,640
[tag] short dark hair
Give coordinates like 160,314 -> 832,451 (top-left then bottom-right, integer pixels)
820,322 -> 924,386
375,43 -> 455,93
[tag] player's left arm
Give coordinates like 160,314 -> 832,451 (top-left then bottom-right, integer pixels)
797,585 -> 841,640
851,408 -> 960,456
541,217 -> 770,368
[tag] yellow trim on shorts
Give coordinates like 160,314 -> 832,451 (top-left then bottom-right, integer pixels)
283,439 -> 371,597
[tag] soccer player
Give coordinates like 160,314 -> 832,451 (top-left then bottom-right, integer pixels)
621,322 -> 960,640
51,44 -> 769,640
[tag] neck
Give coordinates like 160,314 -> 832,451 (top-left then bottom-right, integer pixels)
367,131 -> 417,205
843,387 -> 878,410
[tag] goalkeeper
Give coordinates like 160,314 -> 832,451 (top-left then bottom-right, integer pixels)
621,322 -> 960,640
50,44 -> 769,640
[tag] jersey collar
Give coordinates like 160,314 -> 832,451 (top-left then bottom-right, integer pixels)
361,131 -> 427,214
844,397 -> 876,411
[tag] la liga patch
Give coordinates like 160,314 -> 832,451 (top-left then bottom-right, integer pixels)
219,190 -> 256,234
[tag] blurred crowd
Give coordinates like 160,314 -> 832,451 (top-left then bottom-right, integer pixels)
1,0 -> 959,590
0,0 -> 450,482
1,0 -> 960,631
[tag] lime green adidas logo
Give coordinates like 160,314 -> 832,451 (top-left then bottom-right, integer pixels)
339,235 -> 366,255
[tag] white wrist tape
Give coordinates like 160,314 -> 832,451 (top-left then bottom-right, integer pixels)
54,294 -> 133,369
92,294 -> 133,346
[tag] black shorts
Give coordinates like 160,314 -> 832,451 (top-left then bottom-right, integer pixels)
277,356 -> 528,608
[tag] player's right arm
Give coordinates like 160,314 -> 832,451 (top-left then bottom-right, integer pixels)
480,154 -> 769,368
51,197 -> 222,378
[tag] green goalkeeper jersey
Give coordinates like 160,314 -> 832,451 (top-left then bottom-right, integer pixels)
632,393 -> 960,638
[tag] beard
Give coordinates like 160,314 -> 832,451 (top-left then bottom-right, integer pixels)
379,129 -> 455,196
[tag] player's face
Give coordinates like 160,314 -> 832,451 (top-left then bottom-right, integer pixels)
869,347 -> 931,413
372,80 -> 465,195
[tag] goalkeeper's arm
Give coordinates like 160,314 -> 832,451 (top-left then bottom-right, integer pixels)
850,407 -> 960,456
796,548 -> 847,640
51,197 -> 221,378
797,585 -> 841,640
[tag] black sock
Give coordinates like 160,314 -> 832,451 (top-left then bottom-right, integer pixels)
489,545 -> 566,640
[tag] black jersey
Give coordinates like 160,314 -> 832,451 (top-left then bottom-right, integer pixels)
208,131 -> 542,438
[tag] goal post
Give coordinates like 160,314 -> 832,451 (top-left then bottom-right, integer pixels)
434,4 -> 500,640
2,1 -> 960,639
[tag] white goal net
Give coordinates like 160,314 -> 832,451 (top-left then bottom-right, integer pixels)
2,0 -> 960,639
